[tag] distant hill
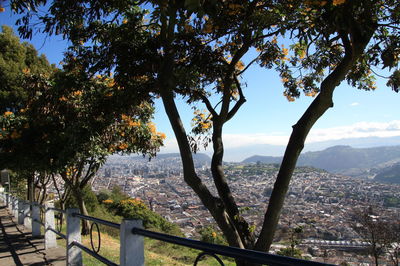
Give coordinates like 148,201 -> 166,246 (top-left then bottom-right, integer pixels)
242,145 -> 400,179
125,152 -> 211,164
151,153 -> 211,164
374,163 -> 400,184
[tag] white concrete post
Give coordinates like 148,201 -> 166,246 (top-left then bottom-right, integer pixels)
66,208 -> 82,266
5,193 -> 9,207
44,202 -> 57,249
13,197 -> 19,219
120,220 -> 144,266
10,196 -> 14,212
18,200 -> 27,225
9,195 -> 13,210
23,201 -> 31,229
31,202 -> 41,237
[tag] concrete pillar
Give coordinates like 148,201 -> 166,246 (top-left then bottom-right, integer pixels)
23,201 -> 31,229
120,220 -> 144,266
9,195 -> 13,210
5,193 -> 9,207
13,197 -> 19,219
31,202 -> 41,237
10,196 -> 13,212
18,201 -> 27,225
44,202 -> 57,249
66,208 -> 82,266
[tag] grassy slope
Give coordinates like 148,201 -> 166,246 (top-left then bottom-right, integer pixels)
56,229 -> 235,265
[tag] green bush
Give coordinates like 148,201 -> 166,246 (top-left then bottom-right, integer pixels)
198,226 -> 226,245
102,196 -> 181,235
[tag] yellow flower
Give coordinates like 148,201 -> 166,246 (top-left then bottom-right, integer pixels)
59,96 -> 68,101
211,232 -> 217,238
157,132 -> 166,140
121,114 -> 130,121
235,61 -> 245,71
73,90 -> 83,96
148,122 -> 156,134
128,121 -> 141,128
333,0 -> 346,6
22,68 -> 30,74
10,130 -> 21,139
118,143 -> 129,150
4,111 -> 13,116
107,80 -> 115,87
122,19 -> 128,24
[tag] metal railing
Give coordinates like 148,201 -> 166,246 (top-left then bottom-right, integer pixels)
0,192 -> 333,266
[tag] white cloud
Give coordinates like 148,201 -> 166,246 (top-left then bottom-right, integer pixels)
159,120 -> 400,152
350,102 -> 359,106
307,120 -> 400,143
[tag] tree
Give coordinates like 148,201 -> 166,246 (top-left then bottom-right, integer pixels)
0,25 -> 55,200
256,0 -> 400,251
1,63 -> 165,233
8,0 -> 400,259
386,221 -> 400,266
350,207 -> 392,265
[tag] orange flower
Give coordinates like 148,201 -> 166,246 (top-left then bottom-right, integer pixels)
235,61 -> 245,71
73,91 -> 83,96
4,111 -> 13,116
333,0 -> 346,6
10,130 -> 21,139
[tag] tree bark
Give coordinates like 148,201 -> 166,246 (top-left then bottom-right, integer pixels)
27,172 -> 35,202
73,187 -> 90,235
211,121 -> 255,249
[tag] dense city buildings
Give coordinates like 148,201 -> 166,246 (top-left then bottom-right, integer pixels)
81,154 -> 400,264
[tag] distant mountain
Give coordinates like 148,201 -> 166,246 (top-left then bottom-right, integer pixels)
374,163 -> 400,184
242,145 -> 400,178
129,152 -> 211,164
223,135 -> 400,162
242,155 -> 282,164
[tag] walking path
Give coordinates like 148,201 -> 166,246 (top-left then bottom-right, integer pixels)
0,205 -> 66,265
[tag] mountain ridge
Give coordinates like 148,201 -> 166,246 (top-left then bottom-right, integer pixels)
242,145 -> 400,182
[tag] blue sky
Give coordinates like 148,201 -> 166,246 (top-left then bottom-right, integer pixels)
2,6 -> 400,161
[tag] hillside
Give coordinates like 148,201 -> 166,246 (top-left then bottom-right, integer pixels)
242,145 -> 400,180
374,163 -> 400,184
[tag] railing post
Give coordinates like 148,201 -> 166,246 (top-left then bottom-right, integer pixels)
23,201 -> 32,229
7,194 -> 11,210
120,219 -> 144,266
31,202 -> 41,237
67,208 -> 82,266
13,197 -> 19,219
18,200 -> 27,225
5,193 -> 8,207
45,202 -> 57,249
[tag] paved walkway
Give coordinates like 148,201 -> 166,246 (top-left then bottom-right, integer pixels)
0,205 -> 66,265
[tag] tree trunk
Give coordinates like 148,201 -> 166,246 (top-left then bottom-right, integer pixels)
255,26 -> 376,252
73,188 -> 90,235
211,122 -> 255,249
27,173 -> 35,202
